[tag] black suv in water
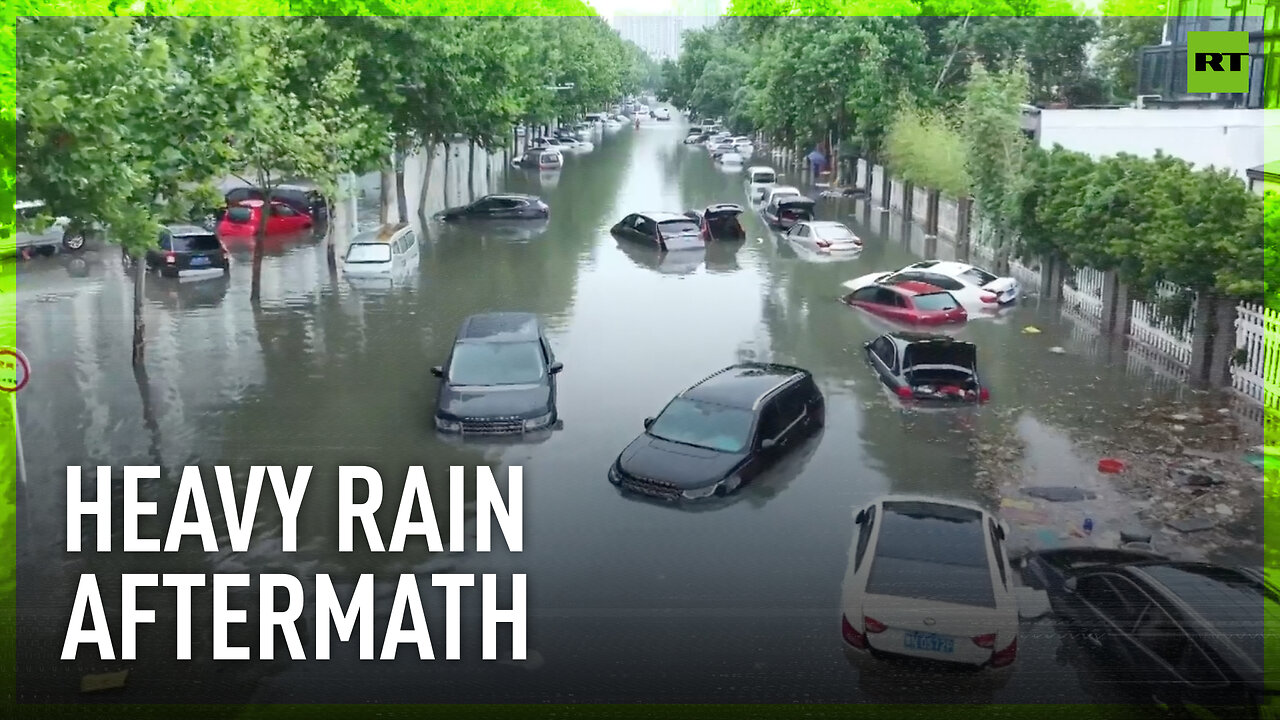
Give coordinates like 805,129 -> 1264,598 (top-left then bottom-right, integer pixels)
145,225 -> 229,279
432,313 -> 563,437
609,363 -> 824,501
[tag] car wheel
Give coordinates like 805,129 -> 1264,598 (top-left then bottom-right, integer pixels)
62,231 -> 87,252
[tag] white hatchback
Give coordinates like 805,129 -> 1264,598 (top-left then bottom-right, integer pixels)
841,495 -> 1019,673
899,260 -> 1020,304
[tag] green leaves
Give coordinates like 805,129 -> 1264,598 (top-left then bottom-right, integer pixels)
884,102 -> 969,196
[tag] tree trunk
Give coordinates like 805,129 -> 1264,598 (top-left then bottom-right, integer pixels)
416,145 -> 438,222
250,187 -> 272,304
468,139 -> 477,201
379,165 -> 393,225
134,363 -> 162,469
394,136 -> 409,223
1208,295 -> 1239,389
324,195 -> 338,279
1188,290 -> 1217,388
443,144 -> 452,208
131,251 -> 146,367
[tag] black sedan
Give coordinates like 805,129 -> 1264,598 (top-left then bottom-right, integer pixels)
1019,548 -> 1275,716
436,194 -> 549,222
608,363 -> 824,502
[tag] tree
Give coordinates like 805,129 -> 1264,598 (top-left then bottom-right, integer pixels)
1095,14 -> 1164,102
960,59 -> 1030,271
884,102 -> 970,197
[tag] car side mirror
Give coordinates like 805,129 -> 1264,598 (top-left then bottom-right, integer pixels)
643,417 -> 655,429
548,361 -> 564,374
431,366 -> 444,378
761,438 -> 778,451
855,509 -> 867,525
1063,577 -> 1078,594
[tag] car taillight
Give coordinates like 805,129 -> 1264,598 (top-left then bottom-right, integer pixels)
972,633 -> 997,648
863,616 -> 887,634
979,387 -> 991,403
841,614 -> 867,648
164,252 -> 176,264
990,638 -> 1018,667
896,386 -> 914,399
980,293 -> 998,304
815,240 -> 831,248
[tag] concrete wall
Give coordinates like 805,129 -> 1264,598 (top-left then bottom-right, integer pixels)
1037,108 -> 1277,184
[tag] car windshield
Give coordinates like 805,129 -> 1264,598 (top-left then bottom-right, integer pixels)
753,173 -> 776,183
171,234 -> 221,252
659,220 -> 701,236
226,206 -> 254,223
867,502 -> 996,608
647,398 -> 754,453
345,243 -> 392,263
961,267 -> 1000,286
912,292 -> 959,311
448,341 -> 545,386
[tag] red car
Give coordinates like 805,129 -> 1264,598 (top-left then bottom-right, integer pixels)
842,281 -> 968,325
217,200 -> 314,238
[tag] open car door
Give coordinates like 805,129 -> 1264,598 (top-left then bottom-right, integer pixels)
702,203 -> 746,240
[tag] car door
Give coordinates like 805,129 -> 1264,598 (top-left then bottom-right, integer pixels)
789,224 -> 810,248
268,203 -> 304,233
639,217 -> 660,247
1124,602 -> 1202,690
864,336 -> 897,387
773,382 -> 809,447
1068,573 -> 1150,662
748,398 -> 788,476
146,230 -> 168,268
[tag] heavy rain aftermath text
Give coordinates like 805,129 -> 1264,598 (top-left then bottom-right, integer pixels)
59,465 -> 526,662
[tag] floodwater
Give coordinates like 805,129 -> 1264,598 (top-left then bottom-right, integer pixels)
11,118 -> 1237,709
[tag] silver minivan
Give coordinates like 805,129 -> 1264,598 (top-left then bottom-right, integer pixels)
343,223 -> 420,278
15,200 -> 93,254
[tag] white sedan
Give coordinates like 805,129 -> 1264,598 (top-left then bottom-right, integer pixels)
842,262 -> 1018,314
782,221 -> 862,253
841,495 -> 1019,675
900,260 -> 1020,304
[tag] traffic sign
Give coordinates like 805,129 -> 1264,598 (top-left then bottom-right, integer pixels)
0,347 -> 31,392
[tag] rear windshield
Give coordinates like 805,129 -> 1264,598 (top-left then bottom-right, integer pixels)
816,225 -> 857,241
752,172 -> 776,183
171,234 -> 221,252
912,292 -> 959,311
345,243 -> 391,263
961,267 -> 999,286
226,207 -> 254,223
867,502 -> 995,608
541,153 -> 560,162
659,220 -> 701,236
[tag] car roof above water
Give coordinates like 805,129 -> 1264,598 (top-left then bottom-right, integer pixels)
352,223 -> 409,244
682,362 -> 808,409
457,312 -> 541,343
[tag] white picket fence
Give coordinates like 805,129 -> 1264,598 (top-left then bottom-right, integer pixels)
1062,266 -> 1105,322
1232,302 -> 1280,409
1128,282 -> 1196,368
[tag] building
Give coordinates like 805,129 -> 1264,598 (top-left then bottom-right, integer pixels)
1032,1 -> 1279,193
611,14 -> 719,61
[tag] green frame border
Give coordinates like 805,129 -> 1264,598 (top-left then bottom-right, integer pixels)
0,2 -> 1272,718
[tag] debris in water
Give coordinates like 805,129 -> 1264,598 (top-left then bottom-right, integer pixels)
1098,458 -> 1126,474
81,670 -> 129,693
1000,497 -> 1037,511
1177,471 -> 1223,487
1120,527 -> 1153,544
1025,486 -> 1096,502
1048,346 -> 1066,354
1167,516 -> 1216,533
1022,326 -> 1042,334
1214,503 -> 1234,517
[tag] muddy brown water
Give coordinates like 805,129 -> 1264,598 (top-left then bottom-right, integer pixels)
13,119 -> 1243,708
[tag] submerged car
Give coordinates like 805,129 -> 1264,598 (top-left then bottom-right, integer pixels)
684,130 -> 710,145
608,363 -> 825,501
896,260 -> 1020,305
845,263 -> 1015,313
343,223 -> 419,277
684,204 -> 746,241
145,224 -> 230,280
865,332 -> 989,403
1019,548 -> 1274,714
15,200 -> 97,255
432,312 -> 563,436
762,193 -> 816,229
842,281 -> 967,326
841,495 -> 1019,673
224,181 -> 328,223
514,148 -> 563,170
611,212 -> 705,251
217,199 -> 314,238
783,221 -> 862,253
436,194 -> 549,222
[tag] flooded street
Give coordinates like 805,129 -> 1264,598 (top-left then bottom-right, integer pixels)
14,119 -> 1257,706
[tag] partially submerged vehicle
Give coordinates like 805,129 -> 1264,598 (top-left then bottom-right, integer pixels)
342,223 -> 420,277
762,193 -> 816,229
683,204 -> 746,241
864,332 -> 989,404
610,212 -> 706,252
843,281 -> 967,326
514,148 -> 563,170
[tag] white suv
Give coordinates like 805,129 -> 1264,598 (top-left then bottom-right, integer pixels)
841,495 -> 1019,674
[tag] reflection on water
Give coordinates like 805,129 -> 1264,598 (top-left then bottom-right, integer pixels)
14,122 -> 1237,705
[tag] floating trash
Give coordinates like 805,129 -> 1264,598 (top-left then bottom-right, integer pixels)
1098,458 -> 1126,474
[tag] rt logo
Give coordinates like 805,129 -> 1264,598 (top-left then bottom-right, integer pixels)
1187,31 -> 1251,93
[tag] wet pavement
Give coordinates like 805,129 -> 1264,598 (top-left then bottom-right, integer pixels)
13,116 -> 1260,707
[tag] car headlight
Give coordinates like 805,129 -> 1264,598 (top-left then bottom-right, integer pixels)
523,411 -> 553,431
435,417 -> 461,432
608,464 -> 623,485
682,483 -> 720,500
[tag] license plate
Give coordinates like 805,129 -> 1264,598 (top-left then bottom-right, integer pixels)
190,256 -> 211,267
903,631 -> 954,654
